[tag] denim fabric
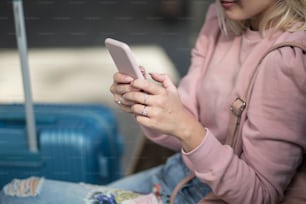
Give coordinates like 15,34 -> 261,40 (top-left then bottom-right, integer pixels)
109,153 -> 212,204
0,153 -> 211,204
0,179 -> 92,204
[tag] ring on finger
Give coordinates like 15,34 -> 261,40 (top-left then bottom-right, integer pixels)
115,98 -> 122,105
141,105 -> 148,116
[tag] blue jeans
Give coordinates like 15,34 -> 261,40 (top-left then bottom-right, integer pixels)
0,154 -> 211,204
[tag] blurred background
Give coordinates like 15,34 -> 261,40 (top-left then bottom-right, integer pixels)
0,0 -> 213,177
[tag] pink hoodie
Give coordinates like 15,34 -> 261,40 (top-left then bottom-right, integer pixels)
141,4 -> 306,204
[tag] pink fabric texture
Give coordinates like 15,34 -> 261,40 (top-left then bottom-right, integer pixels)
141,3 -> 306,204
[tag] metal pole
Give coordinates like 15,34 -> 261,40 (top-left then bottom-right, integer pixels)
12,0 -> 38,152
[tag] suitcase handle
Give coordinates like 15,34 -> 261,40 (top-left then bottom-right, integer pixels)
0,114 -> 56,126
13,0 -> 38,152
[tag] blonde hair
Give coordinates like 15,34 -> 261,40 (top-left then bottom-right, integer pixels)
216,0 -> 306,36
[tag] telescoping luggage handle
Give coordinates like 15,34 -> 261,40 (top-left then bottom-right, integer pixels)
12,0 -> 38,152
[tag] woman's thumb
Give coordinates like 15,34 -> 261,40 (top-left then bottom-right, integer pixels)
149,73 -> 176,91
139,66 -> 147,79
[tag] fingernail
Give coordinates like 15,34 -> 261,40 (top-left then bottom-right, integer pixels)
126,76 -> 134,81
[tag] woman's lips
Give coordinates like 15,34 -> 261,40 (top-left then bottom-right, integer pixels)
220,0 -> 237,9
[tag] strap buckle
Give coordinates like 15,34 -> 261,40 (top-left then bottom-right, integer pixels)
230,98 -> 246,117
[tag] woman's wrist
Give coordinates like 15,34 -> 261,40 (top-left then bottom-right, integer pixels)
176,116 -> 206,152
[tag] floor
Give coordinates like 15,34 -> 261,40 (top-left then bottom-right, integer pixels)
0,0 -> 211,177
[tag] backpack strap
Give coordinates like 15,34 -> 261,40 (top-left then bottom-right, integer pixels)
225,42 -> 306,153
169,172 -> 195,204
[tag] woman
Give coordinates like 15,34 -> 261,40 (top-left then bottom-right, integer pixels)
1,0 -> 306,203
109,0 -> 306,203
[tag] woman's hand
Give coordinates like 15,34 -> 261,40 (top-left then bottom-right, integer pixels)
110,66 -> 147,113
109,72 -> 137,113
123,73 -> 206,152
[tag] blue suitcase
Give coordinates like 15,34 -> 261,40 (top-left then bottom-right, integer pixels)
0,1 -> 123,188
0,104 -> 124,188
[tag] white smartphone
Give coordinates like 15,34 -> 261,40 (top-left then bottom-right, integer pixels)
105,38 -> 144,79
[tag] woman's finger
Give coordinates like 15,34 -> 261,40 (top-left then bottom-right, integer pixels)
131,79 -> 164,95
113,95 -> 134,112
130,73 -> 176,95
131,104 -> 151,117
110,83 -> 135,95
113,72 -> 134,84
123,92 -> 153,106
119,103 -> 133,113
113,93 -> 135,106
